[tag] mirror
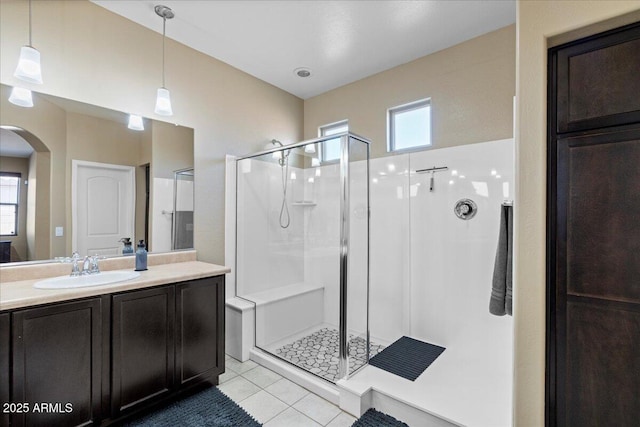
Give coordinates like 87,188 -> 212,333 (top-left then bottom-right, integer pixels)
0,84 -> 194,264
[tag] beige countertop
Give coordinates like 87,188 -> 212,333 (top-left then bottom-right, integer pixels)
0,261 -> 230,311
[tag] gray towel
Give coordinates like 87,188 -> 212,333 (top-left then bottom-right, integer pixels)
489,205 -> 513,316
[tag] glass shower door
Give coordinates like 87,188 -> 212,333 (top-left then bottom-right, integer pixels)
235,133 -> 370,383
172,168 -> 194,250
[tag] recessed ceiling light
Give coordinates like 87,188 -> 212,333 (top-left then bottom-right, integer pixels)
294,67 -> 311,78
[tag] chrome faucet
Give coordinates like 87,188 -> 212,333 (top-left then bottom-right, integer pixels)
81,256 -> 91,275
88,255 -> 101,274
70,252 -> 81,277
80,254 -> 101,275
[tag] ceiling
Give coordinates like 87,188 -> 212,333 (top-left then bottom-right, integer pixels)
93,1 -> 515,99
0,128 -> 34,158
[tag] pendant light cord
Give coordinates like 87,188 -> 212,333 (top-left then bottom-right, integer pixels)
28,0 -> 32,47
162,16 -> 166,88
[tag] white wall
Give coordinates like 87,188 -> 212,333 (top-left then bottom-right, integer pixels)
363,139 -> 515,350
236,157 -> 305,296
408,140 -> 514,352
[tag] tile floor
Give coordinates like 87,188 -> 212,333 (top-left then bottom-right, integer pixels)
220,354 -> 357,426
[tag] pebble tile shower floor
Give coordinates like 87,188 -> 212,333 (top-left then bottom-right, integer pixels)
275,328 -> 385,382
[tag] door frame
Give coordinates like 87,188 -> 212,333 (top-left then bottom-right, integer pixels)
71,160 -> 136,254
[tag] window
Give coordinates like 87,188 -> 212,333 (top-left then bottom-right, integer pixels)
319,120 -> 348,162
388,99 -> 431,152
0,173 -> 20,236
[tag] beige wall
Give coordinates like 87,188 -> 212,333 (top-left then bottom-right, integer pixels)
1,85 -> 65,259
0,156 -> 29,261
304,25 -> 515,158
151,121 -> 194,180
0,0 -> 303,264
514,2 -> 640,426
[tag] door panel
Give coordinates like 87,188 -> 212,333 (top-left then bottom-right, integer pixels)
562,134 -> 640,303
176,277 -> 224,387
11,299 -> 102,427
556,24 -> 640,133
72,160 -> 135,256
111,286 -> 175,415
565,300 -> 640,425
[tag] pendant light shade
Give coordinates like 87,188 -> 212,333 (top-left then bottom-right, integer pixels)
154,88 -> 173,116
155,5 -> 174,116
128,114 -> 145,131
8,86 -> 34,108
14,46 -> 43,84
13,0 -> 42,85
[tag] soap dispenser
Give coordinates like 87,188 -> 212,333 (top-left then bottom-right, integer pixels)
119,237 -> 134,255
135,240 -> 148,271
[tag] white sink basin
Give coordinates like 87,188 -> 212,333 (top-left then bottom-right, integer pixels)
34,270 -> 141,289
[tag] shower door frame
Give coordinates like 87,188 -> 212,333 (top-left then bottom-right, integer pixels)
234,132 -> 371,382
171,167 -> 194,251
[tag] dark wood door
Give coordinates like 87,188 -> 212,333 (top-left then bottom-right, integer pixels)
548,22 -> 640,427
11,299 -> 102,427
111,285 -> 175,416
1,313 -> 10,427
176,277 -> 225,387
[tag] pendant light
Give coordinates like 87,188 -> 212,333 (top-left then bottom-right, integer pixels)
14,0 -> 42,84
128,114 -> 145,131
8,86 -> 34,108
154,5 -> 174,116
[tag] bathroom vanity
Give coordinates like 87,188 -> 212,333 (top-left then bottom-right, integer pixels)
0,256 -> 228,426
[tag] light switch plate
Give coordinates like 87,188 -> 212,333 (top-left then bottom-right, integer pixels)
55,226 -> 63,237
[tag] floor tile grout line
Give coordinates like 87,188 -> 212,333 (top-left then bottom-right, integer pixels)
325,410 -> 342,426
262,382 -> 310,407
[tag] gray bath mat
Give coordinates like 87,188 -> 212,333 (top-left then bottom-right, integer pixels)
369,336 -> 445,381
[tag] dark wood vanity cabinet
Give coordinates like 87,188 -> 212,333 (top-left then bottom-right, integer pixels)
1,275 -> 224,427
10,299 -> 103,427
175,277 -> 225,387
1,313 -> 10,427
111,286 -> 176,416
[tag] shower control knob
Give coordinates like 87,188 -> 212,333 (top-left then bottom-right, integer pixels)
454,199 -> 477,220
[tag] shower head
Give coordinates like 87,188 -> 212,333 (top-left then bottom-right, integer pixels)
269,139 -> 290,167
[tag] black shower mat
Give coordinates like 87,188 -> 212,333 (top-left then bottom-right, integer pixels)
369,336 -> 445,381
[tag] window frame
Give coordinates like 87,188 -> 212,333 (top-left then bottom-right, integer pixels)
0,172 -> 21,237
387,98 -> 432,153
318,120 -> 349,163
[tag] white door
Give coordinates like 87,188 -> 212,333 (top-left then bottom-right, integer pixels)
72,160 -> 135,256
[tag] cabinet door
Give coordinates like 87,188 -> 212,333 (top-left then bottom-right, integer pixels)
553,130 -> 640,426
176,276 -> 225,387
111,286 -> 175,415
11,299 -> 102,427
555,23 -> 640,133
1,313 -> 9,427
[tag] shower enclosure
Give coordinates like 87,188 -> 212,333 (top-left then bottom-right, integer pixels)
172,168 -> 194,250
235,133 -> 371,382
